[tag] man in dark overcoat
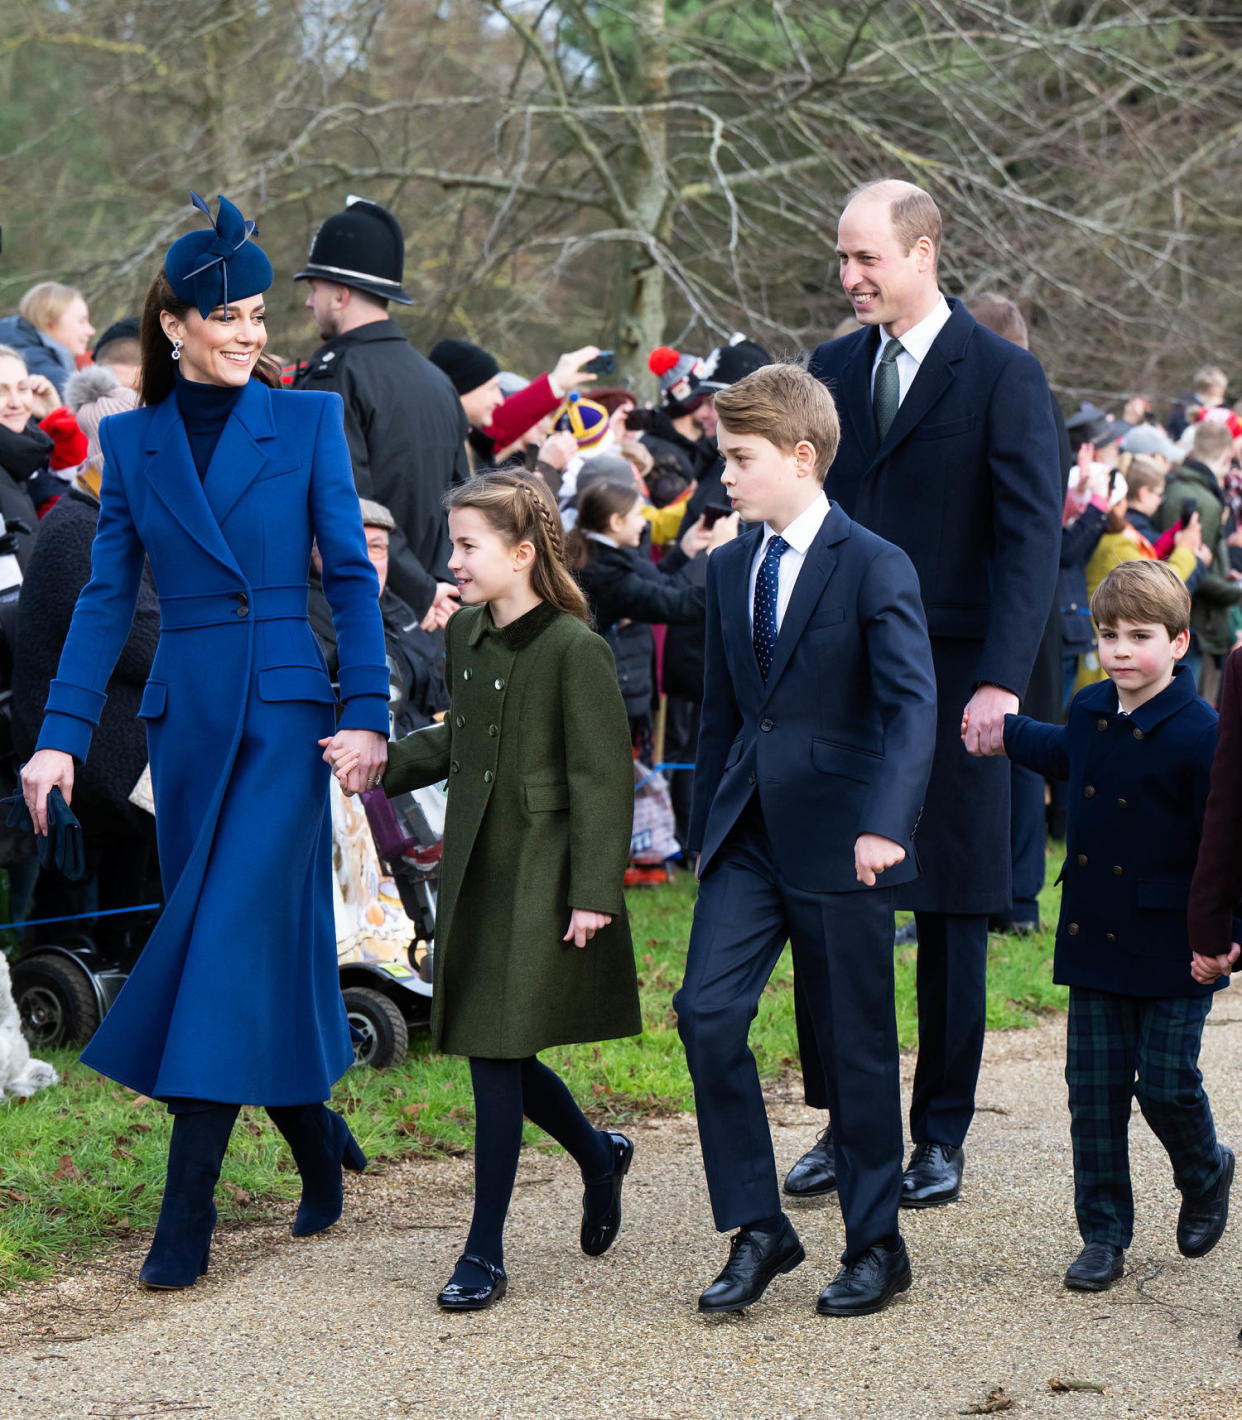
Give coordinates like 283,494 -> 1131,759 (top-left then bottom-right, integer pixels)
800,180 -> 1062,1208
294,198 -> 468,627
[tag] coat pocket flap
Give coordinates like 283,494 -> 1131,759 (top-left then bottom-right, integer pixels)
257,666 -> 337,704
811,738 -> 879,783
1136,876 -> 1192,911
137,680 -> 168,720
524,781 -> 570,813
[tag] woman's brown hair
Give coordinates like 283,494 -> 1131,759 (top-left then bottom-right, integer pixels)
138,269 -> 281,407
564,479 -> 642,570
446,470 -> 590,624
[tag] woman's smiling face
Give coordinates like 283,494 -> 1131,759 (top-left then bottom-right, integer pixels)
0,354 -> 33,434
160,294 -> 267,388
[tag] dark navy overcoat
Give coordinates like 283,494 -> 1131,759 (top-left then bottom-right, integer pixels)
1004,666 -> 1221,999
810,301 -> 1062,913
36,380 -> 390,1104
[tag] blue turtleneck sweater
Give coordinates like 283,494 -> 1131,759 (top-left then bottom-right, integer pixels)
175,371 -> 242,480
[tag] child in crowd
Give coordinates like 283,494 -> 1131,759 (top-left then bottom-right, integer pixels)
567,478 -> 736,743
326,471 -> 640,1313
1185,364 -> 1242,444
967,561 -> 1233,1292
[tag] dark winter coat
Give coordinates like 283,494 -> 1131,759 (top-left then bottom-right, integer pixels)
0,315 -> 75,396
295,320 -> 470,618
12,487 -> 160,814
1004,666 -> 1220,998
574,540 -> 707,720
633,408 -> 717,488
810,299 -> 1063,914
0,420 -> 49,570
381,600 -> 641,1058
1154,459 -> 1241,656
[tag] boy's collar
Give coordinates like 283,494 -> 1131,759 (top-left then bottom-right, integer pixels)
1082,662 -> 1199,730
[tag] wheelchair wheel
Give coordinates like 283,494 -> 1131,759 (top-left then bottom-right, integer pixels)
342,987 -> 408,1069
13,952 -> 101,1047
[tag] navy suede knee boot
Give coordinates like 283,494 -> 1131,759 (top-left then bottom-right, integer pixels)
266,1104 -> 367,1237
140,1102 -> 240,1290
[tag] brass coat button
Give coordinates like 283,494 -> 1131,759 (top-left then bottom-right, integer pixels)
1077,854 -> 1088,866
1084,786 -> 1095,798
1133,728 -> 1144,740
1068,923 -> 1080,935
1113,864 -> 1123,876
1106,932 -> 1117,943
1117,797 -> 1127,809
1097,718 -> 1108,731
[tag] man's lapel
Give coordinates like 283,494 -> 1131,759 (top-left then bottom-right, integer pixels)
867,298 -> 972,470
834,326 -> 880,461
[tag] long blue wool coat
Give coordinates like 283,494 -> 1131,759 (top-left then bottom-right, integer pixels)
36,379 -> 390,1104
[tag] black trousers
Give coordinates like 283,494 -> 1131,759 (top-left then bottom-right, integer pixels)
674,800 -> 902,1260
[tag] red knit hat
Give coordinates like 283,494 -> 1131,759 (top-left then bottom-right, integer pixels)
39,406 -> 88,471
648,345 -> 706,411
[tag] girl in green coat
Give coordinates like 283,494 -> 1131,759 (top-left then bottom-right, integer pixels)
326,470 -> 641,1312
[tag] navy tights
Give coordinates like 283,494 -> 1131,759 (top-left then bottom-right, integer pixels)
450,1056 -> 612,1289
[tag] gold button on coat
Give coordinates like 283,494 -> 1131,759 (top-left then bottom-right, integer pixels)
1068,923 -> 1080,935
1077,854 -> 1088,866
1084,786 -> 1095,798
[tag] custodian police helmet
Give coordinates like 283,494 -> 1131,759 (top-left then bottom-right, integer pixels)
294,196 -> 413,306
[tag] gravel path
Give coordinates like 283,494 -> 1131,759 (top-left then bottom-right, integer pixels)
4,1004 -> 1242,1420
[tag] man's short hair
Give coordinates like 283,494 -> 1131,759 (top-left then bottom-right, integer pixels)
1193,364 -> 1228,396
96,337 -> 141,369
966,291 -> 1029,350
1091,560 -> 1190,639
713,362 -> 841,480
1120,455 -> 1164,499
847,180 -> 943,265
1192,419 -> 1234,464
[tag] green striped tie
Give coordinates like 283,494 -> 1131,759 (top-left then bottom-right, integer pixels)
873,337 -> 903,441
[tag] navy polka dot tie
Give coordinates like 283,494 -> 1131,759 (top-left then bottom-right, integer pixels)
752,534 -> 788,683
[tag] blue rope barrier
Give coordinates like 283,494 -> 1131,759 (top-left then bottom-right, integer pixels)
635,762 -> 695,793
0,902 -> 162,933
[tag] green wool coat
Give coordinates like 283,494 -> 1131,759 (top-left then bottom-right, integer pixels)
382,599 -> 641,1057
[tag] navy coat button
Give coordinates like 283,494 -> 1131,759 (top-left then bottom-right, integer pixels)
1067,923 -> 1080,935
484,769 -> 494,784
748,771 -> 757,785
1084,786 -> 1095,798
1077,853 -> 1088,866
488,724 -> 499,737
760,718 -> 773,732
463,668 -> 472,681
1097,718 -> 1108,731
1133,728 -> 1144,740
1106,932 -> 1117,943
494,678 -> 505,690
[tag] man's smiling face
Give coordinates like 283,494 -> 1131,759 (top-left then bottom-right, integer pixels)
835,194 -> 934,337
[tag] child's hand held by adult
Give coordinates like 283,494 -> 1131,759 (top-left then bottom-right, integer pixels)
853,833 -> 906,886
563,908 -> 612,949
1191,945 -> 1240,985
317,731 -> 386,796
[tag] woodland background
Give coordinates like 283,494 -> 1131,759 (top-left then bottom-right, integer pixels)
2,0 -> 1239,406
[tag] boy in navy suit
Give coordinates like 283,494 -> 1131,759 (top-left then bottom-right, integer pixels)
968,561 -> 1233,1291
674,364 -> 937,1317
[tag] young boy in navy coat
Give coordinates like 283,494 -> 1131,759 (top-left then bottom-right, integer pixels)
969,561 -> 1233,1291
674,364 -> 937,1317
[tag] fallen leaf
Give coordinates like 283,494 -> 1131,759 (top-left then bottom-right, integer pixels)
960,1387 -> 1013,1415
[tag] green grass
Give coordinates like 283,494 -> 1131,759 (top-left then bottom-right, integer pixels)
0,853 -> 1067,1287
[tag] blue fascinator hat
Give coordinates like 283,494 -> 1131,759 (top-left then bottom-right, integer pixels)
165,192 -> 273,319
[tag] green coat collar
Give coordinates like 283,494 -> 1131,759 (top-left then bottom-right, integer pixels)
465,598 -> 563,651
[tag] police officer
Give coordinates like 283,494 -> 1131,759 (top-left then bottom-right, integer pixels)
295,198 -> 467,627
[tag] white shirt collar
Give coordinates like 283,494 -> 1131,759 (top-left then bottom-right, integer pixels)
762,491 -> 830,555
585,530 -> 619,548
880,292 -> 951,366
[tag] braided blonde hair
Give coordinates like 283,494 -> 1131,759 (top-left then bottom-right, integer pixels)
446,470 -> 590,624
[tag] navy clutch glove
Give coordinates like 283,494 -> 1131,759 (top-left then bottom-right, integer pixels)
2,786 -> 86,881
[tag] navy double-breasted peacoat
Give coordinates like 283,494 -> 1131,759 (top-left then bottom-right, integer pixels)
36,379 -> 390,1104
1004,666 -> 1220,999
809,300 -> 1062,913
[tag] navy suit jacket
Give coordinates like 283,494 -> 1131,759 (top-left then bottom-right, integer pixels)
688,501 -> 937,894
1004,666 -> 1220,999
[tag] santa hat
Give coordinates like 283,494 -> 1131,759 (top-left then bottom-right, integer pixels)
65,365 -> 138,469
555,392 -> 611,451
38,406 -> 88,473
648,345 -> 706,412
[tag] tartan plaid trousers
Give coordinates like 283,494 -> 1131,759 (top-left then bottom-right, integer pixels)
1066,986 -> 1222,1249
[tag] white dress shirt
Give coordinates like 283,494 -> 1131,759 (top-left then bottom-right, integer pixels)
748,492 -> 831,632
869,293 -> 952,406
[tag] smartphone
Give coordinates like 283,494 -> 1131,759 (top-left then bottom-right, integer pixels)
701,502 -> 732,529
583,350 -> 615,376
1181,498 -> 1199,526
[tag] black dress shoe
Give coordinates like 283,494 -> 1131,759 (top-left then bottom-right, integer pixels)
816,1236 -> 912,1316
1064,1242 -> 1124,1291
436,1254 -> 508,1311
1177,1144 -> 1234,1258
581,1131 -> 634,1257
900,1142 -> 964,1208
894,920 -> 919,946
784,1125 -> 836,1198
698,1217 -> 805,1314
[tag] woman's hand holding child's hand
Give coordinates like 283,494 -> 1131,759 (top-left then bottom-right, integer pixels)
564,909 -> 611,949
319,730 -> 389,797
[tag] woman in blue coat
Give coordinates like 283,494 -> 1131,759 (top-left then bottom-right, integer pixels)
20,194 -> 391,1289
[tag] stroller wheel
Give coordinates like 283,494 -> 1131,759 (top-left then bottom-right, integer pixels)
12,952 -> 101,1047
342,987 -> 408,1069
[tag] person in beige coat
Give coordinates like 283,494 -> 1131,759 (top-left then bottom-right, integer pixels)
326,470 -> 640,1314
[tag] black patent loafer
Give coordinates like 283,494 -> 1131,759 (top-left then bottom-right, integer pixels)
1064,1242 -> 1125,1291
816,1236 -> 912,1316
698,1216 -> 805,1314
783,1125 -> 836,1198
581,1131 -> 634,1257
900,1142 -> 964,1208
1178,1144 -> 1234,1258
436,1253 -> 508,1312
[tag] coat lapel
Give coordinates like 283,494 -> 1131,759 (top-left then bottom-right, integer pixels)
835,327 -> 880,461
203,377 -> 278,529
762,504 -> 847,699
867,298 -> 972,470
142,396 -> 241,578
